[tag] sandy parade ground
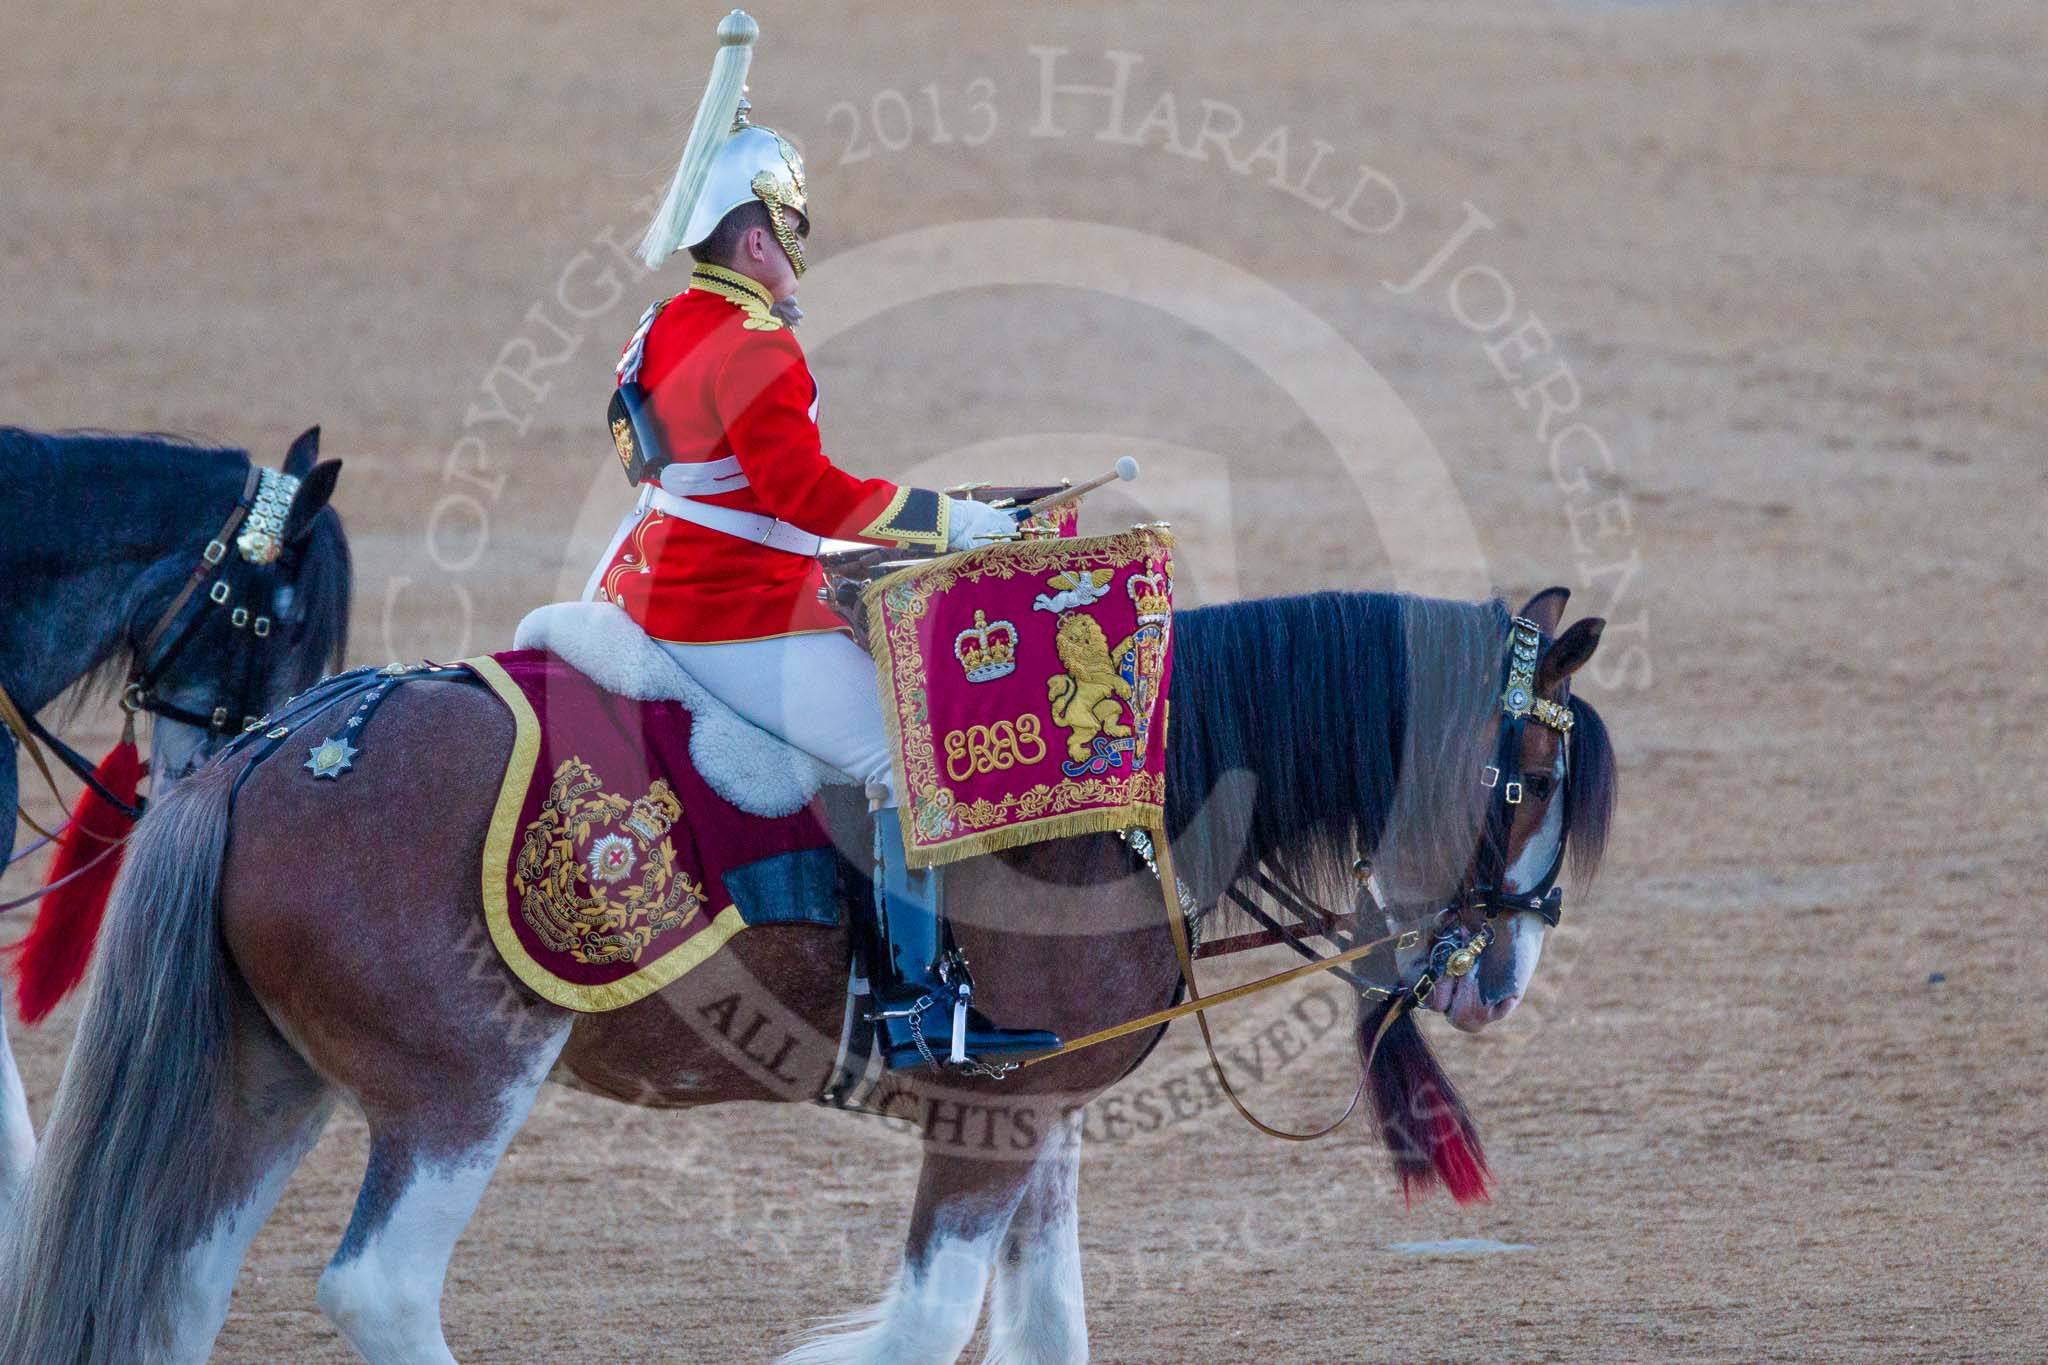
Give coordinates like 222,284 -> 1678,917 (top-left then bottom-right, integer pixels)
2,1 -> 2044,1360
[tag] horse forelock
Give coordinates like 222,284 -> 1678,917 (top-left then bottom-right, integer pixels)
1165,590 -> 1509,916
1564,693 -> 1616,885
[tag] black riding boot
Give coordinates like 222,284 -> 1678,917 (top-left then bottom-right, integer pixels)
864,808 -> 1060,1072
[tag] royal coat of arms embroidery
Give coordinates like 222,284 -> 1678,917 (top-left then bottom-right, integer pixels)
512,756 -> 707,966
1044,613 -> 1138,766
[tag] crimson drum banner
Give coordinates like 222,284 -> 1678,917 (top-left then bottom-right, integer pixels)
867,526 -> 1175,868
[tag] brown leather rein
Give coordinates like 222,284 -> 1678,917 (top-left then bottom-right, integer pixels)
1014,612 -> 1577,1143
1017,830 -> 1493,1142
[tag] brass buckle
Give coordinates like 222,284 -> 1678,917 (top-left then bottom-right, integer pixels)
230,607 -> 250,629
1410,970 -> 1438,1006
210,705 -> 230,730
1505,780 -> 1523,805
1480,764 -> 1500,788
252,616 -> 272,637
202,539 -> 228,565
209,580 -> 232,604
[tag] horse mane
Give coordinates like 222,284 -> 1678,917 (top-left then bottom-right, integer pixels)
1167,588 -> 1614,1208
1165,590 -> 1510,917
0,426 -> 233,466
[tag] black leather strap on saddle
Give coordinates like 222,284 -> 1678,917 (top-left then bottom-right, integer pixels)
219,663 -> 475,806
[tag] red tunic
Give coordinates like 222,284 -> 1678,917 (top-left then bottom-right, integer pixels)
596,265 -> 949,644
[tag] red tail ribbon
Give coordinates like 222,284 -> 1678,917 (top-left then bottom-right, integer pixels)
7,735 -> 144,1024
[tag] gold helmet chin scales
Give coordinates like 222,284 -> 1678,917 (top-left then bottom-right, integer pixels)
746,116 -> 809,277
637,10 -> 810,277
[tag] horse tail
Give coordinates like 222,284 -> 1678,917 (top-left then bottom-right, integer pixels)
0,977 -> 33,1225
1359,997 -> 1491,1205
0,760 -> 241,1365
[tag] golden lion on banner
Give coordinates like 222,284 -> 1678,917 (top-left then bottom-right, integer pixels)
1045,614 -> 1138,764
866,526 -> 1174,867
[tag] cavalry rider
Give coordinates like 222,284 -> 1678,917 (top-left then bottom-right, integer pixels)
587,11 -> 1057,1071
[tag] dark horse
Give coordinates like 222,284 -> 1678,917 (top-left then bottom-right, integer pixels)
0,585 -> 1612,1364
0,426 -> 351,1219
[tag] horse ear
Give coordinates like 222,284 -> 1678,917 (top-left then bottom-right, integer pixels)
282,459 -> 343,545
1518,586 -> 1570,634
283,426 -> 321,478
1536,617 -> 1603,691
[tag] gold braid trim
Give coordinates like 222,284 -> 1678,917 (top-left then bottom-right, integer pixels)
466,654 -> 749,1012
857,486 -> 950,548
687,263 -> 782,330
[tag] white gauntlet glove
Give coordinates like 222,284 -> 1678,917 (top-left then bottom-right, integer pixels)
944,496 -> 1018,551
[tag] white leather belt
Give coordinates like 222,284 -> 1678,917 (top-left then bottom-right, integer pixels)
642,485 -> 822,557
658,456 -> 749,497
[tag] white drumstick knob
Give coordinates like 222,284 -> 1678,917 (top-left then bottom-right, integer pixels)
1114,456 -> 1140,482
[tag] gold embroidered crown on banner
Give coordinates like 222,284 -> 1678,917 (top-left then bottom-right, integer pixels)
626,788 -> 681,844
1126,570 -> 1170,624
953,609 -> 1019,683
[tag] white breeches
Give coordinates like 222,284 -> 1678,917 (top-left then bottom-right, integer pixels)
662,632 -> 897,807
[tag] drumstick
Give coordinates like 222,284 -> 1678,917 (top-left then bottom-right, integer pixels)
1016,456 -> 1140,518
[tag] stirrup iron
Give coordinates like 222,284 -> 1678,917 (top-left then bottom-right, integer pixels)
861,808 -> 1059,1074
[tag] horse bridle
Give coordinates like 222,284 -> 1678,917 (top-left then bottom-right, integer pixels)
124,465 -> 305,736
1,466 -> 305,824
1177,612 -> 1577,1021
1375,612 -> 1577,1004
1452,613 -> 1575,921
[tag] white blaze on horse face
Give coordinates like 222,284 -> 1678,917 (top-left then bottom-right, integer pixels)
150,716 -> 212,789
1503,754 -> 1567,898
1497,910 -> 1549,1007
1493,754 -> 1567,1011
1438,757 -> 1563,1031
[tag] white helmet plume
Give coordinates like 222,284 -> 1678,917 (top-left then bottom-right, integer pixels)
638,10 -> 758,269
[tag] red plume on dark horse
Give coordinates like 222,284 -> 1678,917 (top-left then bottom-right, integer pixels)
0,425 -> 351,1219
0,14 -> 1615,1364
0,430 -> 350,1020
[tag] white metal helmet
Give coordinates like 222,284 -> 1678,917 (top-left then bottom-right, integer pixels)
637,10 -> 810,275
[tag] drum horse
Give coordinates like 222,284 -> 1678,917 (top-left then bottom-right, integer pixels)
0,540 -> 1613,1361
0,425 -> 351,1224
